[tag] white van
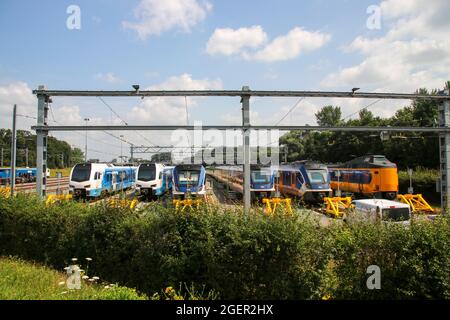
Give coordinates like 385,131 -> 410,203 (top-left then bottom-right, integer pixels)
349,199 -> 411,224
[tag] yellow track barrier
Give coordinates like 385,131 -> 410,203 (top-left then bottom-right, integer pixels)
323,197 -> 353,218
0,187 -> 11,198
262,198 -> 293,215
173,199 -> 203,212
46,194 -> 73,205
396,194 -> 434,214
107,198 -> 138,210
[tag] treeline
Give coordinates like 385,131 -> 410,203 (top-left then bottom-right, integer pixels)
0,129 -> 84,168
280,86 -> 448,169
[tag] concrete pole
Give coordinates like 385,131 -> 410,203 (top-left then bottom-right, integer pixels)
439,83 -> 450,212
36,85 -> 49,198
241,86 -> 251,213
11,105 -> 17,197
25,148 -> 28,167
1,148 -> 3,167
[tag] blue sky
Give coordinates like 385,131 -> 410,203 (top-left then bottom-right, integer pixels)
0,0 -> 448,160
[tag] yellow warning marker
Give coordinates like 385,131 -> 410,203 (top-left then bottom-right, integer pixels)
323,197 -> 353,218
173,199 -> 203,212
396,194 -> 434,214
0,187 -> 11,198
107,198 -> 138,210
46,194 -> 73,205
262,198 -> 293,215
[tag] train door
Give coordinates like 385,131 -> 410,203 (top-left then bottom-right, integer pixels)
296,171 -> 304,197
112,173 -> 117,192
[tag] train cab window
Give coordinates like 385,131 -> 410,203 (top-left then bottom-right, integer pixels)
94,172 -> 101,180
251,170 -> 271,184
71,164 -> 91,182
308,170 -> 327,184
178,170 -> 200,185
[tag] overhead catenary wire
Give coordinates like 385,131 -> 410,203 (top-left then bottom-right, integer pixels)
275,97 -> 305,126
341,99 -> 382,121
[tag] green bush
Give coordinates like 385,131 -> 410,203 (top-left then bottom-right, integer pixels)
0,194 -> 449,299
398,168 -> 439,204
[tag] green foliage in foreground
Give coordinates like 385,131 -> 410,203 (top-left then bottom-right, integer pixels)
0,194 -> 449,300
0,257 -> 146,300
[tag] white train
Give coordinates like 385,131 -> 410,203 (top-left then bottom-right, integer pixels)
135,163 -> 174,199
69,163 -> 136,199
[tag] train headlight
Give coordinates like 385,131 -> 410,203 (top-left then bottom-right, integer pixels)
84,184 -> 91,188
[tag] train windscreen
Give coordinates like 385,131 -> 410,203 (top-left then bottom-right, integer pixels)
138,164 -> 156,181
71,164 -> 91,182
251,170 -> 272,184
178,170 -> 200,185
307,170 -> 328,184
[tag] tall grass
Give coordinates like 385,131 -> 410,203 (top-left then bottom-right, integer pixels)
0,194 -> 449,299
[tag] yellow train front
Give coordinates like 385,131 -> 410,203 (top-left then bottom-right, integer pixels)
328,155 -> 398,200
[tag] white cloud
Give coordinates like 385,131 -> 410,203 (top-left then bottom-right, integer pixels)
249,27 -> 331,62
321,0 -> 450,93
206,26 -> 268,56
206,26 -> 330,62
95,72 -> 121,83
123,0 -> 212,39
128,73 -> 223,125
0,82 -> 35,131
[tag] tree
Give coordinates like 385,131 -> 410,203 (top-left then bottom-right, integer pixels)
315,105 -> 342,126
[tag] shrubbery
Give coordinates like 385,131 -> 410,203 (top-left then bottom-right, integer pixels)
398,168 -> 439,204
0,194 -> 449,299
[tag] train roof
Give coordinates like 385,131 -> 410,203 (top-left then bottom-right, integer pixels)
174,164 -> 205,170
329,155 -> 396,169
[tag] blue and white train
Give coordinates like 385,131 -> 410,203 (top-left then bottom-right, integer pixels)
135,163 -> 174,199
172,164 -> 206,198
69,163 -> 136,200
0,167 -> 50,184
277,161 -> 332,203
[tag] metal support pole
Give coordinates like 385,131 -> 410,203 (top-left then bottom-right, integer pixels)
25,148 -> 28,167
1,148 -> 3,167
36,85 -> 48,198
130,144 -> 134,164
10,104 -> 17,197
84,118 -> 89,162
439,83 -> 450,212
241,86 -> 251,213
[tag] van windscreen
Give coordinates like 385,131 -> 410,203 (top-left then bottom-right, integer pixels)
382,208 -> 410,221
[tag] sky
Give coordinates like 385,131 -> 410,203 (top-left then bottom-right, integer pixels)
0,0 -> 449,161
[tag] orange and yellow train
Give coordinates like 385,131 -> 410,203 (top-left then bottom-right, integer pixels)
328,155 -> 398,200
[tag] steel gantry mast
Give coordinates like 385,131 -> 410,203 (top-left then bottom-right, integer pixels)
33,85 -> 450,213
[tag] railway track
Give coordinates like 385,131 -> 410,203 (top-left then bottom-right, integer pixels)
2,177 -> 70,193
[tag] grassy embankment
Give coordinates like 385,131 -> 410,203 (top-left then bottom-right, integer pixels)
0,257 -> 147,300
